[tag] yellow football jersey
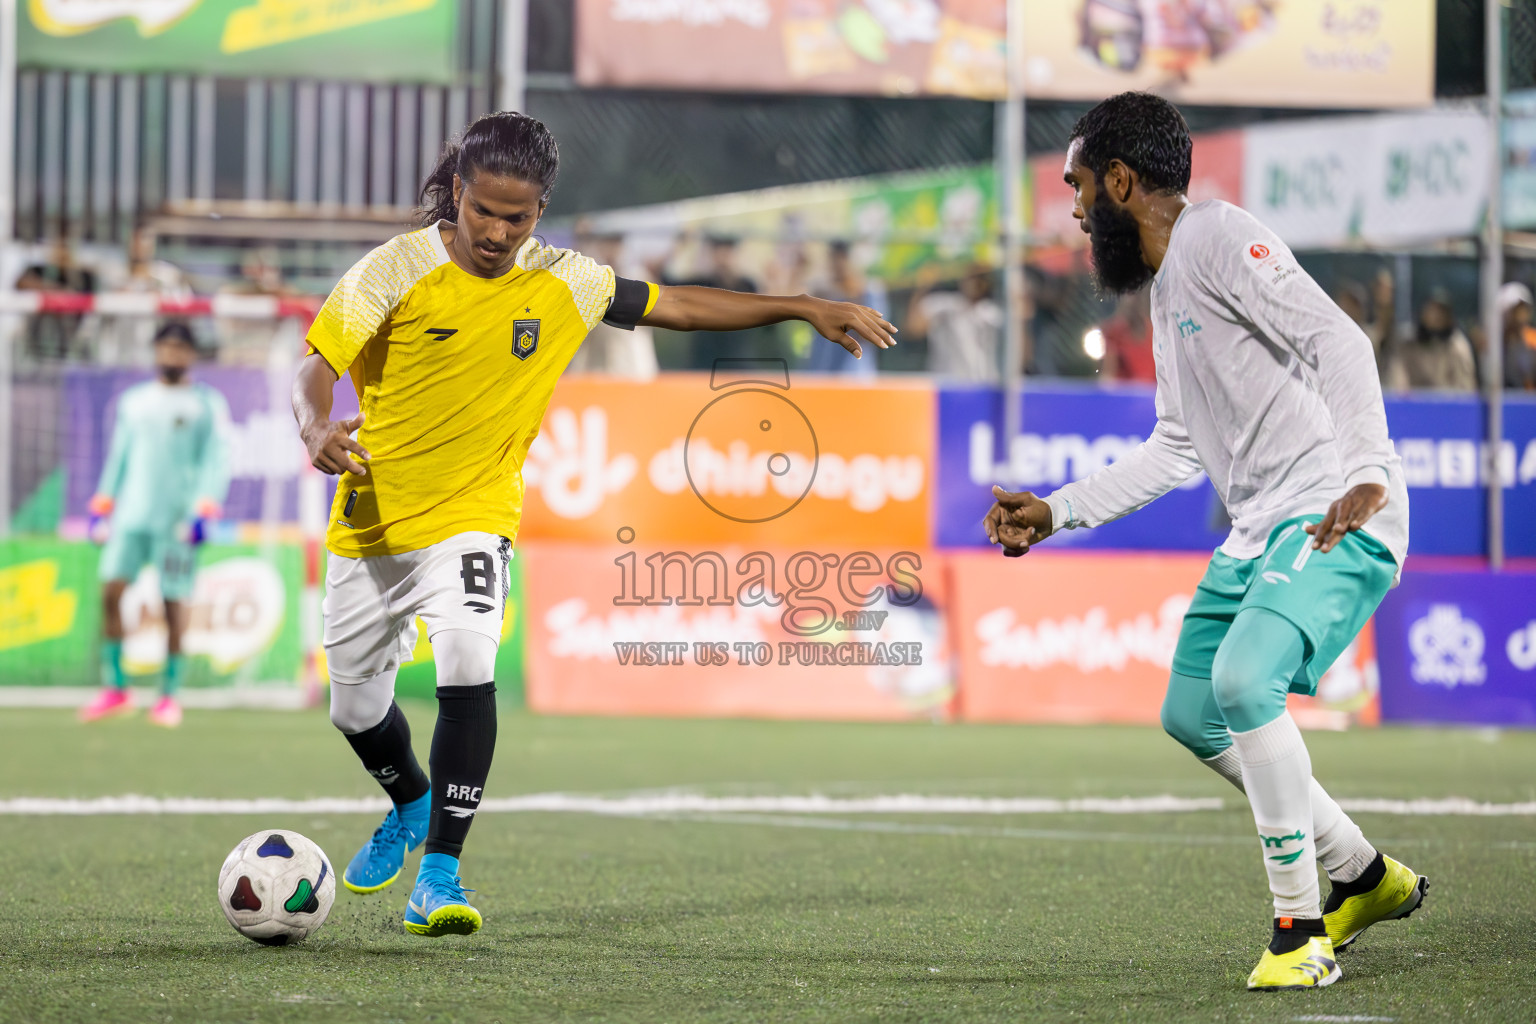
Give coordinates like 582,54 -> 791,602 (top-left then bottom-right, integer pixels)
306,222 -> 653,557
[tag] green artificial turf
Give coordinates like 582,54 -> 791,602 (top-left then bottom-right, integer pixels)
0,706 -> 1533,1023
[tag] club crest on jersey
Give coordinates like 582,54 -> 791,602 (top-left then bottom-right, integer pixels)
512,319 -> 540,360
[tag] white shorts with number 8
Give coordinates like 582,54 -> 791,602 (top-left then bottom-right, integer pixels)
322,531 -> 511,686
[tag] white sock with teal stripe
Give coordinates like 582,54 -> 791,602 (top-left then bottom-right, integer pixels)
1201,748 -> 1377,884
1229,713 -> 1322,919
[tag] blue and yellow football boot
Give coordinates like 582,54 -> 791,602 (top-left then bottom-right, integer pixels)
1247,917 -> 1340,991
404,852 -> 482,937
1324,852 -> 1428,951
343,792 -> 430,894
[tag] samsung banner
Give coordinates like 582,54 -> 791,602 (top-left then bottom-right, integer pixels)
938,386 -> 1536,559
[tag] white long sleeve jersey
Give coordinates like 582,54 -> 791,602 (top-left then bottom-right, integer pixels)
1045,201 -> 1409,575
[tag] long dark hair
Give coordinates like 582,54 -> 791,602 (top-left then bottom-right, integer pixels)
417,111 -> 560,226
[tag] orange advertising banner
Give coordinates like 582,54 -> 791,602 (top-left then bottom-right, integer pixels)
950,549 -> 1381,727
517,373 -> 934,549
1288,620 -> 1380,731
950,550 -> 1208,725
520,541 -> 954,720
574,0 -> 1005,99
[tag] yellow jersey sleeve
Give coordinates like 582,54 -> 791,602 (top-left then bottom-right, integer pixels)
518,243 -> 616,333
307,228 -> 447,377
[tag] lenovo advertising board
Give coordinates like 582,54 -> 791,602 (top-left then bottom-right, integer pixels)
937,387 -> 1536,559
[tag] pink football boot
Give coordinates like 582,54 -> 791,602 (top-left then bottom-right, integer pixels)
79,688 -> 133,722
147,696 -> 183,728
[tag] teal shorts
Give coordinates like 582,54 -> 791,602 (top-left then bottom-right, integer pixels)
98,527 -> 198,600
1170,516 -> 1397,696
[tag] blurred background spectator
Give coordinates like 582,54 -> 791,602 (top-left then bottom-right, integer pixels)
98,229 -> 192,365
801,240 -> 886,377
1501,282 -> 1536,391
1400,288 -> 1478,392
15,236 -> 97,359
1334,272 -> 1408,391
906,263 -> 1003,383
1100,290 -> 1154,384
657,234 -> 768,364
215,249 -> 290,366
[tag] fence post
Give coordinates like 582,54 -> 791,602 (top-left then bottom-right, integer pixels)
1484,0 -> 1506,570
499,0 -> 528,115
998,0 -> 1026,475
0,0 -> 18,538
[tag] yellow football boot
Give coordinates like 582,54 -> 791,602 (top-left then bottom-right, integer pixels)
1324,853 -> 1428,951
1247,918 -> 1340,991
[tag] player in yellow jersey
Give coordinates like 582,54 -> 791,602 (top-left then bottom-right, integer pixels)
292,111 -> 895,937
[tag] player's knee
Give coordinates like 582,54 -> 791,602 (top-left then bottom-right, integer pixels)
1160,692 -> 1215,757
434,630 -> 498,687
1155,687 -> 1204,752
1210,645 -> 1283,732
328,693 -> 371,734
327,698 -> 357,734
328,677 -> 392,734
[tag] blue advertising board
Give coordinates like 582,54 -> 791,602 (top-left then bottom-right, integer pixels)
1376,570 -> 1536,726
937,385 -> 1536,558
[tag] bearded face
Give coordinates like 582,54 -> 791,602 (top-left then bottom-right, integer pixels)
1085,185 -> 1152,296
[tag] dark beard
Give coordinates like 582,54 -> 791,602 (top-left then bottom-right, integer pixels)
1086,191 -> 1153,295
158,365 -> 187,384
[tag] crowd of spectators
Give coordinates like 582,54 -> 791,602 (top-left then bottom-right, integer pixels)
11,231 -> 1536,394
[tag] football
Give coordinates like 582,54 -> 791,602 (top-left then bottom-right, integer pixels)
217,830 -> 335,946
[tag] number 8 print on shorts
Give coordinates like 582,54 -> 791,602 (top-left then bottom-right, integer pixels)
459,537 -> 511,616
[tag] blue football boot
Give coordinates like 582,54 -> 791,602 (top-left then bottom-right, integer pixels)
343,792 -> 430,894
403,853 -> 482,937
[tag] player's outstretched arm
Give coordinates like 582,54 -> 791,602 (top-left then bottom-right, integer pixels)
640,287 -> 896,358
983,486 -> 1055,558
292,353 -> 370,476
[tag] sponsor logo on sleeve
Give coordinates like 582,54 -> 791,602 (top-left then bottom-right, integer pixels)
1243,239 -> 1298,288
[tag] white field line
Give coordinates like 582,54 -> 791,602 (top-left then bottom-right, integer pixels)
2,792 -> 1534,816
0,686 -> 308,709
646,812 -> 1258,846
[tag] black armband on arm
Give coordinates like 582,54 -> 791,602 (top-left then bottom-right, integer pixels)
602,277 -> 656,330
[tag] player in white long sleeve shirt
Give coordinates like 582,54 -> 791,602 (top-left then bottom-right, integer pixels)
984,94 -> 1426,992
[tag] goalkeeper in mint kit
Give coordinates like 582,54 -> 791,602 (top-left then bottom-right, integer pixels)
81,323 -> 230,727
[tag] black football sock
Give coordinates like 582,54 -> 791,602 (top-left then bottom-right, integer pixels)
1323,851 -> 1387,913
343,701 -> 430,808
424,682 -> 497,859
1268,915 -> 1326,955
